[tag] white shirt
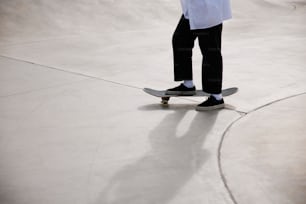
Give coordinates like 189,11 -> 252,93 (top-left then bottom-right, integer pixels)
180,0 -> 232,30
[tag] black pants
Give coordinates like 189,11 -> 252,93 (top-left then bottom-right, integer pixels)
172,15 -> 223,94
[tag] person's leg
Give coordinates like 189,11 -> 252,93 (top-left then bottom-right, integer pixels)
165,15 -> 197,95
172,15 -> 197,82
195,24 -> 224,111
196,24 -> 223,94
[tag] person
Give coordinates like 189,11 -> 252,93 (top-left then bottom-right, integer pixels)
166,0 -> 232,111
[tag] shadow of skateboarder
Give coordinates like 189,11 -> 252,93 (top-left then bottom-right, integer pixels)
96,110 -> 219,204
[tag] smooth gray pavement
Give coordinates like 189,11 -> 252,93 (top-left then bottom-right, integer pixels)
0,0 -> 305,203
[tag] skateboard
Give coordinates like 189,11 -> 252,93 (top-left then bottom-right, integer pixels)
143,87 -> 238,104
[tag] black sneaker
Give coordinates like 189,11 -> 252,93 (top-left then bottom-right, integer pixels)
165,83 -> 196,96
196,96 -> 224,111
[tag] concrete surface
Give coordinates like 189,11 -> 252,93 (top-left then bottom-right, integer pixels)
0,0 -> 305,203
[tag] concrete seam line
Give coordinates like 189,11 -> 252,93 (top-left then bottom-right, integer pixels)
217,116 -> 241,204
248,92 -> 306,114
0,55 -> 142,90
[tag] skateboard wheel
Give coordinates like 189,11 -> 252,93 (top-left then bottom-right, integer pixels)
161,97 -> 170,104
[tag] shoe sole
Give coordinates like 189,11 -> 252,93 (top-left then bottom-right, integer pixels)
195,104 -> 225,111
165,91 -> 196,96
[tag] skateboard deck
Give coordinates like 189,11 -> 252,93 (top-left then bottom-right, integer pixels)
143,87 -> 238,104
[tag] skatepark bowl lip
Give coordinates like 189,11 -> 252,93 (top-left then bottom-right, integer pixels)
217,91 -> 306,204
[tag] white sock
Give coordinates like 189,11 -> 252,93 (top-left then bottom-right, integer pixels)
183,80 -> 194,88
212,94 -> 223,100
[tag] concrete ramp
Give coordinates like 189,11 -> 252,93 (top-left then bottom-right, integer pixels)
0,0 -> 178,43
0,0 -> 306,204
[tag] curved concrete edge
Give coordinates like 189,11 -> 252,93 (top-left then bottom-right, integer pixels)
219,93 -> 306,204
